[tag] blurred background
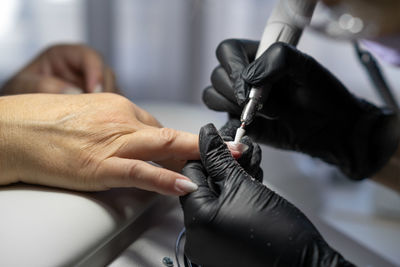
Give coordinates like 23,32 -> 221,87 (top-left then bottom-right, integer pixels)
0,0 -> 398,264
1,0 -> 399,104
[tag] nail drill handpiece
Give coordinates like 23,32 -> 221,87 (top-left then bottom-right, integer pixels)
234,0 -> 316,144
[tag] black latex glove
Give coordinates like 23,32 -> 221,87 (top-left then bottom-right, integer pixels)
203,39 -> 400,180
218,118 -> 263,182
180,124 -> 354,267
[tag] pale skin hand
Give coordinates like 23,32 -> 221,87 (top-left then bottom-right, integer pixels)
0,93 -> 200,195
0,44 -> 119,95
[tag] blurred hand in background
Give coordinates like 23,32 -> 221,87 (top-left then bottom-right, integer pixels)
0,44 -> 120,95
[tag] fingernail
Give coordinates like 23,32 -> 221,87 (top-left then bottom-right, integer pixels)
175,178 -> 198,193
226,141 -> 249,154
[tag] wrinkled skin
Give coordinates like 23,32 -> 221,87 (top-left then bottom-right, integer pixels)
0,93 -> 199,195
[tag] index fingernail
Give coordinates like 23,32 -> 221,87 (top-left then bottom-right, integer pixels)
175,178 -> 198,194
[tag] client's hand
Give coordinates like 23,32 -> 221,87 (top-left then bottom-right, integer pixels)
180,124 -> 354,267
0,93 -> 199,195
1,44 -> 119,95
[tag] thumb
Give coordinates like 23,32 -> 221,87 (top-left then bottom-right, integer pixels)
242,42 -> 308,87
199,123 -> 246,187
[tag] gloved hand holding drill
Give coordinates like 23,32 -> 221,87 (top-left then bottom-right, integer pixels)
203,39 -> 400,180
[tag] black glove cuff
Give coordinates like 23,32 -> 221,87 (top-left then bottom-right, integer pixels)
301,236 -> 356,267
346,103 -> 400,180
368,109 -> 400,175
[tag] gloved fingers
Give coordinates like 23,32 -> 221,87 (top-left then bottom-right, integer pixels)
216,39 -> 259,105
259,84 -> 288,118
199,123 -> 247,186
210,66 -> 238,104
211,134 -> 253,191
250,141 -> 263,182
250,139 -> 262,168
237,136 -> 263,182
218,119 -> 262,172
242,42 -> 309,88
216,39 -> 259,72
219,118 -> 241,138
236,135 -> 254,169
218,120 -> 263,182
254,167 -> 264,183
180,161 -> 218,215
246,116 -> 294,149
202,86 -> 242,115
181,161 -> 215,197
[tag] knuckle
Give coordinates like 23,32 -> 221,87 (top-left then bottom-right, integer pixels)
210,66 -> 223,85
217,38 -> 238,55
152,169 -> 165,187
159,128 -> 177,145
107,93 -> 131,106
270,42 -> 289,53
219,38 -> 238,48
135,107 -> 159,126
152,169 -> 174,192
268,42 -> 286,58
127,161 -> 140,181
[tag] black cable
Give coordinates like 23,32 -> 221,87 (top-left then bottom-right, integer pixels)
175,227 -> 200,267
175,228 -> 186,267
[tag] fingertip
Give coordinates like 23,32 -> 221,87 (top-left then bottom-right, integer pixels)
86,73 -> 102,93
199,124 -> 223,155
231,150 -> 241,159
154,175 -> 199,197
83,53 -> 104,92
199,123 -> 218,140
174,178 -> 199,195
226,141 -> 249,159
